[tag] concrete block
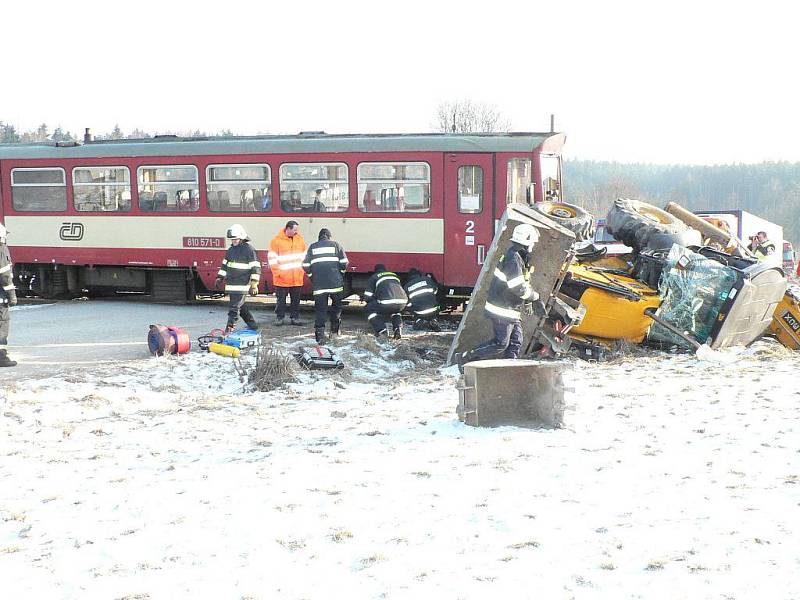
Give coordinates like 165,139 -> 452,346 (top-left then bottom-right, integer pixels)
457,359 -> 565,428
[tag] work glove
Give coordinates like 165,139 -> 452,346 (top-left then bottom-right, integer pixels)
249,282 -> 259,296
7,292 -> 17,307
531,299 -> 547,317
214,277 -> 224,290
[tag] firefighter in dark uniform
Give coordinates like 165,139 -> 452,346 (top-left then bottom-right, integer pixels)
463,223 -> 540,362
214,224 -> 261,333
302,228 -> 349,344
363,264 -> 408,339
0,222 -> 17,367
404,268 -> 441,332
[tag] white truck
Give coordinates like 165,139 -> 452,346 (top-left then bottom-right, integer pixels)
695,209 -> 784,269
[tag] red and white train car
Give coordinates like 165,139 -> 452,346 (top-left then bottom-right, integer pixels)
0,132 -> 565,303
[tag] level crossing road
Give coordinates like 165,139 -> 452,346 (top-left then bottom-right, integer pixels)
0,297 -> 367,383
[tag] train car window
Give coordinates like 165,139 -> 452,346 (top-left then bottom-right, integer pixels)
137,165 -> 199,212
11,167 -> 67,211
506,158 -> 532,205
540,154 -> 562,202
279,163 -> 348,213
207,164 -> 271,212
357,162 -> 431,213
73,167 -> 132,212
457,166 -> 483,214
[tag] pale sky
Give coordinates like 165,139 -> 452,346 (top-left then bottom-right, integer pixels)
2,0 -> 798,165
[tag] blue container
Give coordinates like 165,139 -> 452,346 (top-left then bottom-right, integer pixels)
223,328 -> 261,349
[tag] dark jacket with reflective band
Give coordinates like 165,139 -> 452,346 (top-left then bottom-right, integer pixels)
302,239 -> 349,295
404,273 -> 439,316
0,243 -> 15,306
485,245 -> 535,322
217,242 -> 261,293
364,270 -> 408,308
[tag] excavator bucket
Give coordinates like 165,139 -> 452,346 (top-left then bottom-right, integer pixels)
457,360 -> 565,428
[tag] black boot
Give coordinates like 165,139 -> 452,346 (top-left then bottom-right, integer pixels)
428,318 -> 441,332
0,350 -> 17,368
391,315 -> 403,340
330,318 -> 341,336
315,328 -> 327,345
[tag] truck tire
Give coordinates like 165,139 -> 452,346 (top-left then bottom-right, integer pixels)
532,201 -> 595,241
605,198 -> 694,253
644,229 -> 702,253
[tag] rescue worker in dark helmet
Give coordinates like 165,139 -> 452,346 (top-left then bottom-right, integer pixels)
363,264 -> 408,339
302,228 -> 349,344
404,268 -> 441,332
214,224 -> 261,334
461,223 -> 540,363
0,222 -> 18,367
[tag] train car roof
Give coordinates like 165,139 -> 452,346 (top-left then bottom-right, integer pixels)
0,132 -> 565,160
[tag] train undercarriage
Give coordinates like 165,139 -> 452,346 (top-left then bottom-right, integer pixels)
14,264 -> 198,303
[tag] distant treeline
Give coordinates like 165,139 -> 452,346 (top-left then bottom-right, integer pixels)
565,160 -> 800,246
0,122 -> 234,143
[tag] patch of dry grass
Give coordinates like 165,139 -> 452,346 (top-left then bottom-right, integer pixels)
249,348 -> 297,392
354,330 -> 383,355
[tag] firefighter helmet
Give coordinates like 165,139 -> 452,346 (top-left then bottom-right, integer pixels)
510,223 -> 539,250
226,224 -> 248,240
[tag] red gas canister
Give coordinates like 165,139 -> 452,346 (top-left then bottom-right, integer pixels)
148,324 -> 191,356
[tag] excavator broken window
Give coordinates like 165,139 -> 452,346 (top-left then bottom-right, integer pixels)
648,245 -> 737,347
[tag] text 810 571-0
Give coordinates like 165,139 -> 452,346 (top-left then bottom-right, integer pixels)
182,237 -> 225,248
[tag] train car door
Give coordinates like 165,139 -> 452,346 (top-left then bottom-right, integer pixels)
443,154 -> 494,287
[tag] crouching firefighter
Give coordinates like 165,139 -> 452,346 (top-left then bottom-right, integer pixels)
302,228 -> 349,344
214,224 -> 261,333
404,268 -> 441,331
364,264 -> 408,339
463,223 -> 540,363
0,222 -> 17,367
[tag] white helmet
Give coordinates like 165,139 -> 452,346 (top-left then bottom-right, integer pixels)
226,224 -> 248,240
511,223 -> 539,250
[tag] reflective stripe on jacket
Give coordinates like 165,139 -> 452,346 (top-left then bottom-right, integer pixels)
754,240 -> 776,260
404,273 -> 439,316
364,270 -> 407,307
485,246 -> 534,322
302,239 -> 349,295
217,241 -> 260,293
0,243 -> 16,305
269,230 -> 307,287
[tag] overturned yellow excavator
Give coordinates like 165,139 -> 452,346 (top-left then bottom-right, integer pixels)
448,198 -> 789,364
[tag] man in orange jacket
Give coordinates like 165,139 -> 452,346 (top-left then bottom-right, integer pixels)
269,220 -> 307,325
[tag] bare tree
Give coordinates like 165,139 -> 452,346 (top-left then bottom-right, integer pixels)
433,100 -> 512,133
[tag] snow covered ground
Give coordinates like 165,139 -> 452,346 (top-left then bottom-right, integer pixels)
2,325 -> 800,599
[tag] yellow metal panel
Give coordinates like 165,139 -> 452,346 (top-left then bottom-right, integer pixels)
769,291 -> 800,350
568,265 -> 661,342
571,287 -> 661,342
